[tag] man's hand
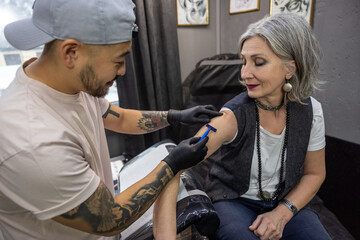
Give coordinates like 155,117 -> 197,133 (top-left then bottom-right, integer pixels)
162,136 -> 208,175
167,105 -> 222,125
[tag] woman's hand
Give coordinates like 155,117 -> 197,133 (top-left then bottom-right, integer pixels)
249,204 -> 293,240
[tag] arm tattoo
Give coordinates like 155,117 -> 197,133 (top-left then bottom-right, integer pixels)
137,111 -> 168,132
102,104 -> 120,118
60,164 -> 173,234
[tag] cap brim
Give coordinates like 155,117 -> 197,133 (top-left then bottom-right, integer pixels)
4,18 -> 55,51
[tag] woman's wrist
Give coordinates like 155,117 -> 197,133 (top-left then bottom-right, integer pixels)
273,202 -> 293,223
279,199 -> 298,216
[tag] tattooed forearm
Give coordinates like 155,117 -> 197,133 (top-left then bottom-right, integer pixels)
60,164 -> 173,235
137,111 -> 169,132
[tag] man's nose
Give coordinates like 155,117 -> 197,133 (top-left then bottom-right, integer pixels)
117,62 -> 126,76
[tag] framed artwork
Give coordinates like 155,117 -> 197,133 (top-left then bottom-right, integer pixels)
229,0 -> 260,14
176,0 -> 209,26
270,0 -> 315,26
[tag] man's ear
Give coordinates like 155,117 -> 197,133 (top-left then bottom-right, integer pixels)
285,60 -> 297,79
60,39 -> 82,69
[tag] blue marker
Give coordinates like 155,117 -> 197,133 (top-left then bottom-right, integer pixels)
199,124 -> 217,142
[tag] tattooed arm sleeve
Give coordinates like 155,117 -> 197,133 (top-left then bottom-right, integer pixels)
103,103 -> 170,134
53,162 -> 173,236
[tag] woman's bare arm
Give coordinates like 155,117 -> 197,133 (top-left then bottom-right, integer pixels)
150,110 -> 238,238
153,173 -> 180,240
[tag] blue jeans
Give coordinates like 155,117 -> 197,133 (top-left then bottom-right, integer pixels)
212,197 -> 331,240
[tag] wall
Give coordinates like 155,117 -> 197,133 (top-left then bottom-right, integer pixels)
312,0 -> 360,145
219,0 -> 271,53
177,0 -> 360,145
177,0 -> 218,82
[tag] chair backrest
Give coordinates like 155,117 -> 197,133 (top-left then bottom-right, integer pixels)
180,53 -> 245,140
182,53 -> 244,107
180,53 -> 246,186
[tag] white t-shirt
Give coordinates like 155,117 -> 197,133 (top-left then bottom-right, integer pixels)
0,64 -> 116,240
222,97 -> 325,200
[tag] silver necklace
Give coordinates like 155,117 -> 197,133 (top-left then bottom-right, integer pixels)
255,99 -> 284,111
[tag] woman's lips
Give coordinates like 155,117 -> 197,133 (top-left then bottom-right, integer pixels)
247,84 -> 259,90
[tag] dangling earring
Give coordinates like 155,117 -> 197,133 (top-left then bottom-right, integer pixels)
283,79 -> 293,92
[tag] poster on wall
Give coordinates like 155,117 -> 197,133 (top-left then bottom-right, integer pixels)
229,0 -> 260,14
270,0 -> 315,26
176,0 -> 209,26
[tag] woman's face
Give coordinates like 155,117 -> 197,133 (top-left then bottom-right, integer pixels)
240,36 -> 292,102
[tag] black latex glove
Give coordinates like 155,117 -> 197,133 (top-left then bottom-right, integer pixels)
162,136 -> 209,175
167,105 -> 223,125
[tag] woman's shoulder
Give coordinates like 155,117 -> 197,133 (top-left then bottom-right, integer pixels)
222,91 -> 253,111
310,96 -> 324,117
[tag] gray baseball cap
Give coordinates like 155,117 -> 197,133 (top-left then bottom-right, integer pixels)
4,0 -> 136,50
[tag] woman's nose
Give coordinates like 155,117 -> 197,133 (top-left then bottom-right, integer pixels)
241,64 -> 253,80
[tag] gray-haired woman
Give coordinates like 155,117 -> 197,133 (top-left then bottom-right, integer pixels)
155,12 -> 331,240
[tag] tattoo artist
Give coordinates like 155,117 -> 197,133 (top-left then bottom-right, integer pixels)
0,0 -> 222,239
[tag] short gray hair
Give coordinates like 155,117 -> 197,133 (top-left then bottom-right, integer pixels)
239,13 -> 322,104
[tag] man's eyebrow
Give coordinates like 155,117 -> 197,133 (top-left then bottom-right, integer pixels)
115,51 -> 130,59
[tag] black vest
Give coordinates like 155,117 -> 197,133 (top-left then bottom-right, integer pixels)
204,92 -> 313,202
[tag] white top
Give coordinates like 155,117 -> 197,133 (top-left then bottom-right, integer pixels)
222,97 -> 325,200
0,64 -> 116,240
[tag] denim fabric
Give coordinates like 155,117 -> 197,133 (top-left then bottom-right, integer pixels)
212,198 -> 331,240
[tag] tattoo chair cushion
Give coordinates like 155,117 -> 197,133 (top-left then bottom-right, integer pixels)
115,139 -> 219,240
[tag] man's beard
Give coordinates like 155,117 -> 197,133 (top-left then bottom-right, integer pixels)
80,64 -> 110,98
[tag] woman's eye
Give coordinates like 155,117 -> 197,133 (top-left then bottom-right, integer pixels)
255,59 -> 266,66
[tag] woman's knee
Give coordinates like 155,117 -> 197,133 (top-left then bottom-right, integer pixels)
283,209 -> 331,240
213,199 -> 259,240
215,223 -> 259,240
